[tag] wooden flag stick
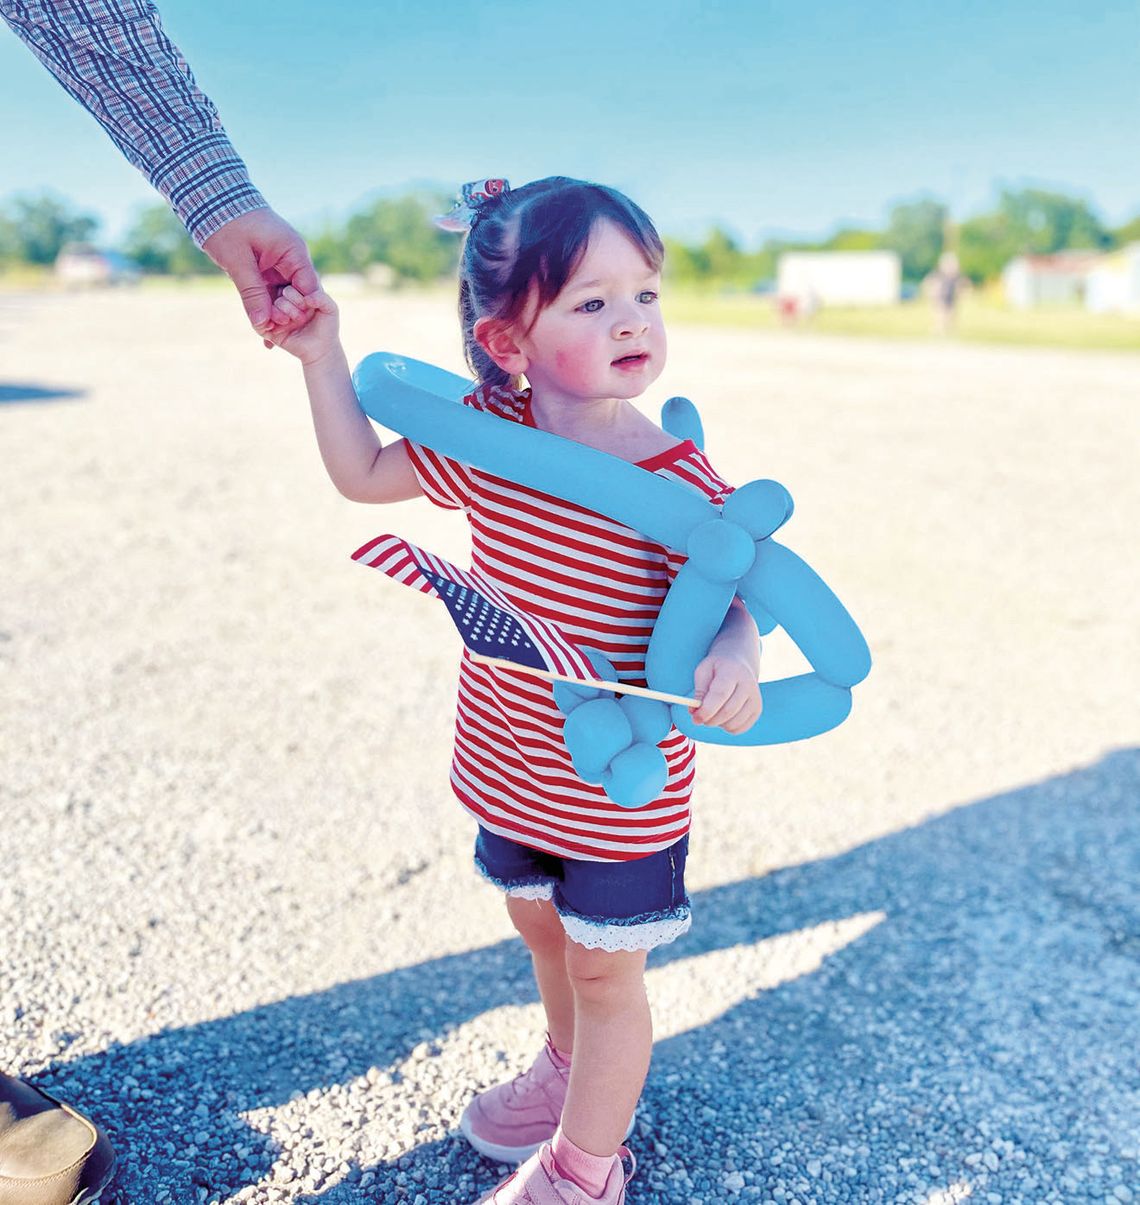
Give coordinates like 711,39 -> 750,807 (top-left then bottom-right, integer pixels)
471,654 -> 700,708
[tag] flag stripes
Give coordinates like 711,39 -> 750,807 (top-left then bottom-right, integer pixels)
351,534 -> 596,681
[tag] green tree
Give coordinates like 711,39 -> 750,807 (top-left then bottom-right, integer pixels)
879,198 -> 946,282
957,210 -> 1014,282
957,188 -> 1110,282
742,245 -> 777,284
664,229 -> 776,288
0,192 -> 99,264
702,227 -> 744,281
123,203 -> 217,275
662,236 -> 710,284
309,226 -> 354,275
0,211 -> 17,265
341,193 -> 458,281
1110,214 -> 1140,247
824,227 -> 881,252
998,188 -> 1109,253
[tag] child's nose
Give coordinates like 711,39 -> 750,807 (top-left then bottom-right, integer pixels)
612,306 -> 648,338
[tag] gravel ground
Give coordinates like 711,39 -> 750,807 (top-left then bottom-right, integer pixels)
2,287 -> 1138,1204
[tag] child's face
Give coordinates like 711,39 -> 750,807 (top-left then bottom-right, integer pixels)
514,220 -> 666,407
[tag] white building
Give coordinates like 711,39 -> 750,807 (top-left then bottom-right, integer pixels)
1001,251 -> 1103,309
777,251 -> 900,307
1085,244 -> 1140,314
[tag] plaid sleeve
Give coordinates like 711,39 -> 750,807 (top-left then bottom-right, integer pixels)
1,0 -> 267,246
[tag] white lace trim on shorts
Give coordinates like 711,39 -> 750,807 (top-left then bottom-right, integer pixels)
558,909 -> 692,953
503,881 -> 555,901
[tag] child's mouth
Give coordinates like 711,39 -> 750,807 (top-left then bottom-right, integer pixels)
612,353 -> 648,368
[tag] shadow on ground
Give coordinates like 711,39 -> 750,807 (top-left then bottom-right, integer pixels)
36,748 -> 1139,1203
0,380 -> 86,405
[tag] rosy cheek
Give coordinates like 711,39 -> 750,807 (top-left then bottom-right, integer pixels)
554,346 -> 593,385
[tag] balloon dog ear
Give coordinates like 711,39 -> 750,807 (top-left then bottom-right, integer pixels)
661,395 -> 704,451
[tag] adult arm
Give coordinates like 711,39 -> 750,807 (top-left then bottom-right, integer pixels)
1,0 -> 264,245
1,0 -> 317,329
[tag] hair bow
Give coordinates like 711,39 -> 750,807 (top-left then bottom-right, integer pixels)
434,178 -> 510,232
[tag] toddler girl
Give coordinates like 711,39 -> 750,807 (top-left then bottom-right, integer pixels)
267,176 -> 762,1204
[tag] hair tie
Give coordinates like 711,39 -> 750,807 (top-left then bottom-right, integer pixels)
434,178 -> 510,232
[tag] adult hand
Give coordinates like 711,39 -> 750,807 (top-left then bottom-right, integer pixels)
202,208 -> 319,340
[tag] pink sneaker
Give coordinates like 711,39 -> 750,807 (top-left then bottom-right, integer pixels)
460,1036 -> 571,1163
475,1141 -> 635,1204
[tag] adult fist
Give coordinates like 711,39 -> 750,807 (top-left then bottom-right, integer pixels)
202,208 -> 319,334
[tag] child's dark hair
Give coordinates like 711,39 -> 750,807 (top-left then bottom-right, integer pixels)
458,177 -> 664,389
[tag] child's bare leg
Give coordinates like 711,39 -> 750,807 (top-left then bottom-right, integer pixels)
506,895 -> 575,1055
561,942 -> 651,1156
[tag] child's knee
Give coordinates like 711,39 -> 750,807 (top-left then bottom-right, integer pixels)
507,895 -> 565,953
564,942 -> 647,1004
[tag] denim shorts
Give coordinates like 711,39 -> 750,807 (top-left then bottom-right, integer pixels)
473,826 -> 691,953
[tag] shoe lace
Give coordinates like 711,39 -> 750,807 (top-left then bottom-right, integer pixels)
506,1050 -> 566,1101
505,1064 -> 539,1101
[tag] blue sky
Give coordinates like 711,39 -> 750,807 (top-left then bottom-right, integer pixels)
2,0 -> 1137,247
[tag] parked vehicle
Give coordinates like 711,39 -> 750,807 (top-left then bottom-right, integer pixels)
54,243 -> 140,287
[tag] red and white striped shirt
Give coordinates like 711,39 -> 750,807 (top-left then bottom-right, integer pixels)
406,384 -> 733,862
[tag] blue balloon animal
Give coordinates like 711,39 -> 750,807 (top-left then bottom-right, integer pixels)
353,353 -> 871,809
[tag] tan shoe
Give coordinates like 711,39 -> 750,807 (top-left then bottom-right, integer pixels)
0,1074 -> 116,1205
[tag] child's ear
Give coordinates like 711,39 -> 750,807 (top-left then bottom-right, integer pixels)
474,316 -> 528,374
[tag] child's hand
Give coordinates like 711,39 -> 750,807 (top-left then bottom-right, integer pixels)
689,653 -> 762,734
262,285 -> 341,365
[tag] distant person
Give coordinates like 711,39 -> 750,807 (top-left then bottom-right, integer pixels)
925,251 -> 966,336
1,0 -> 317,339
776,292 -> 799,325
265,176 -> 763,1204
1,2 -> 317,1201
775,287 -> 818,327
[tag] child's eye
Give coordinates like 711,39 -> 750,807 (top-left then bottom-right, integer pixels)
638,291 -> 658,304
578,299 -> 604,313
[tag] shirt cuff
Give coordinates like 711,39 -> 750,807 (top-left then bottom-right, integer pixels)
148,129 -> 269,247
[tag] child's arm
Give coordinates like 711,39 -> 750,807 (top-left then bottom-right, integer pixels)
689,598 -> 763,734
267,286 -> 423,504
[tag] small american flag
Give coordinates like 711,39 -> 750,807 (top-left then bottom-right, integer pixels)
351,535 -> 598,681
